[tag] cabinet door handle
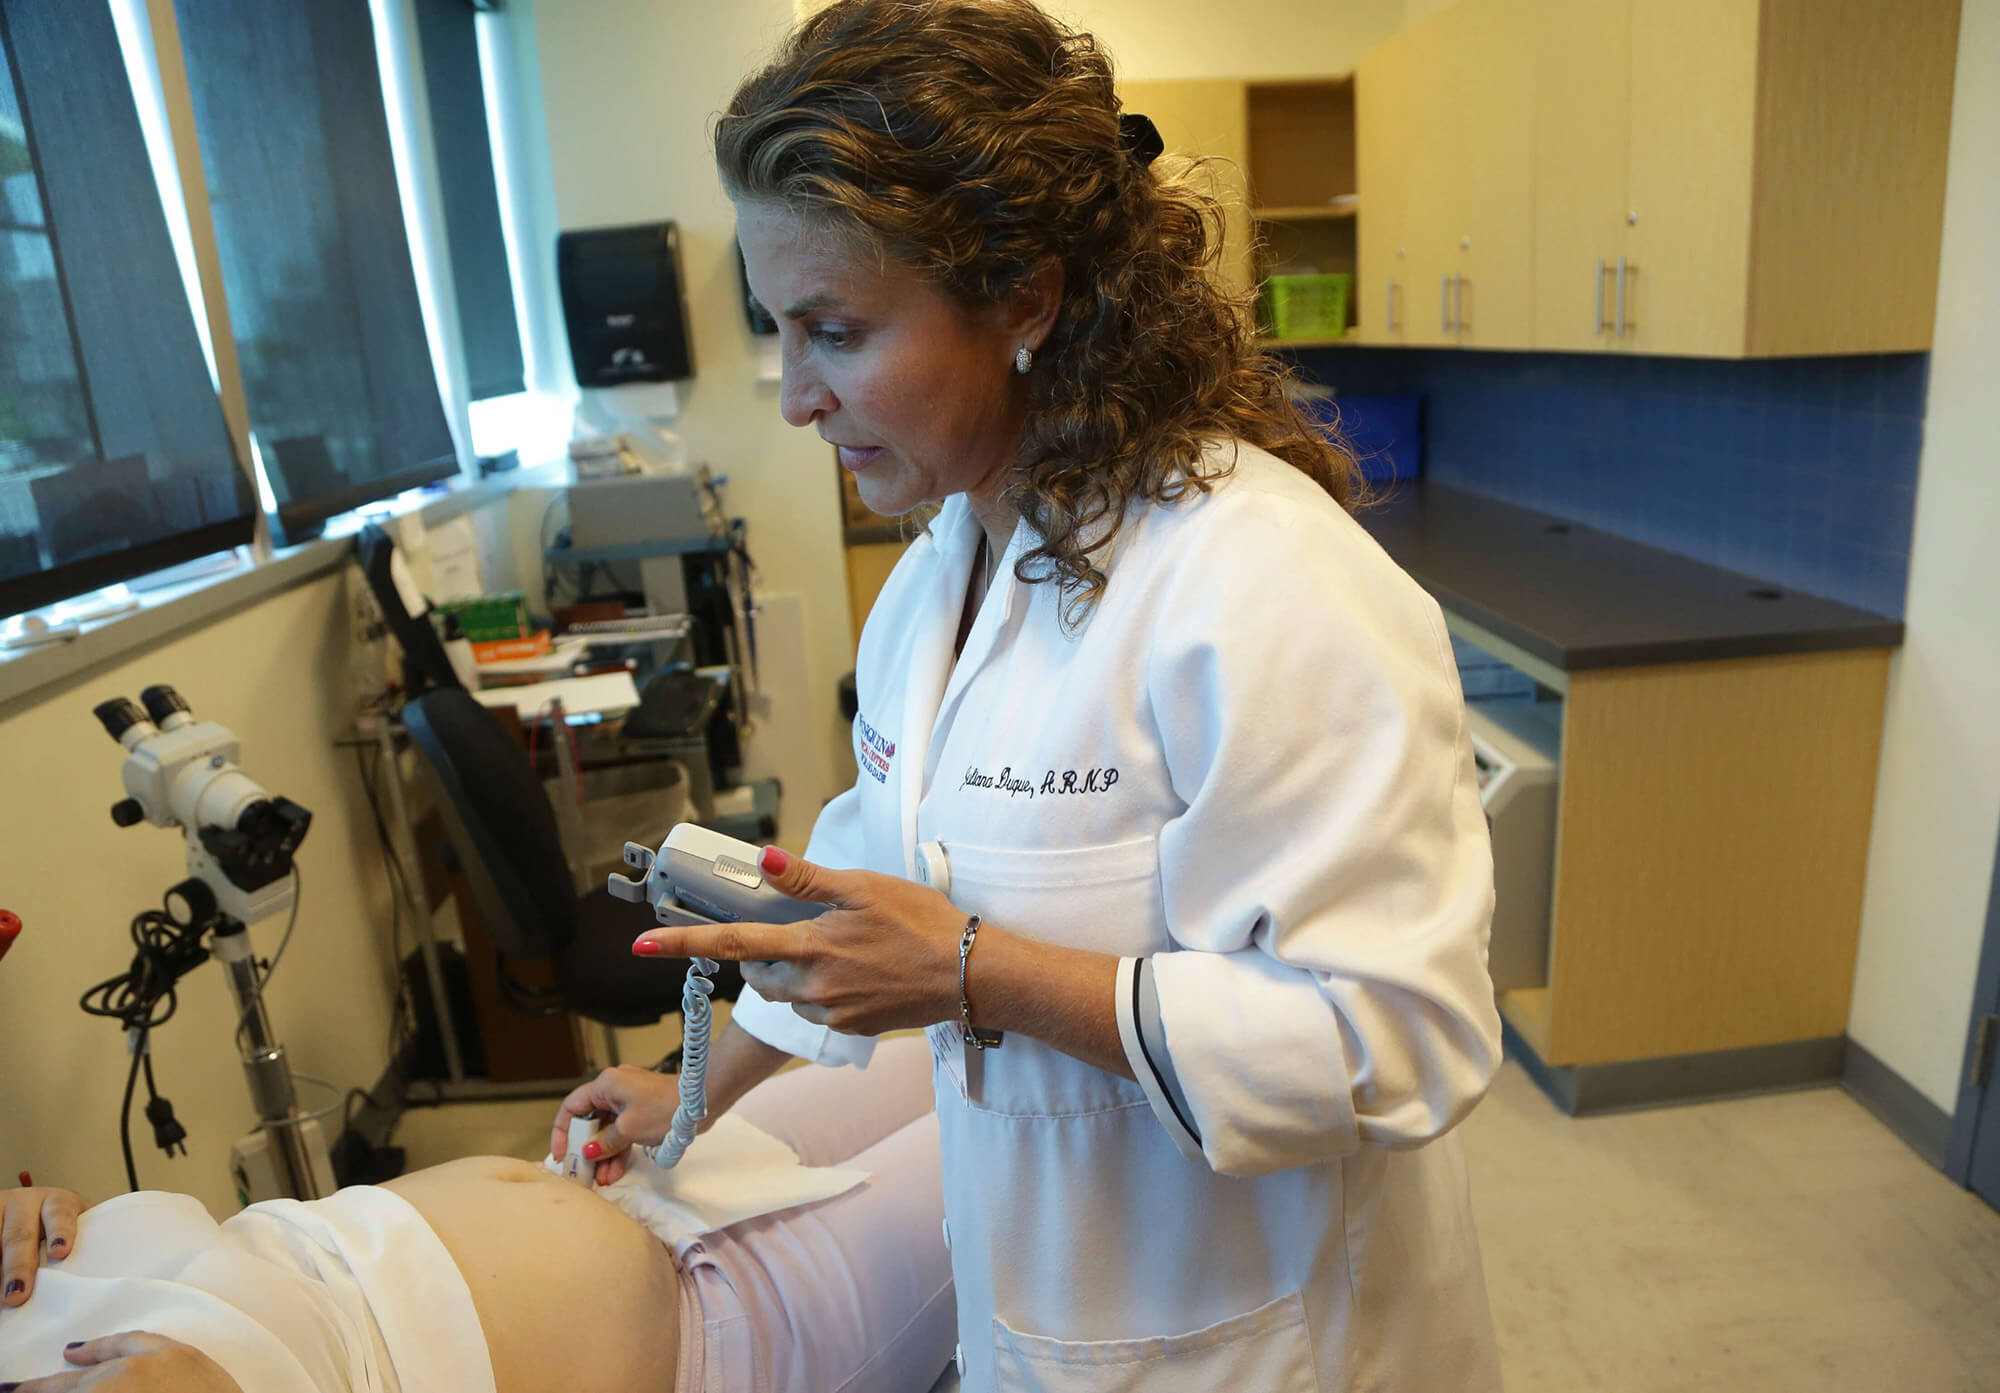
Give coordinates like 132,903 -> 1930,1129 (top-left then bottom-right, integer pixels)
1616,259 -> 1636,337
1595,259 -> 1608,336
1386,280 -> 1399,332
1453,274 -> 1467,335
1441,275 -> 1452,334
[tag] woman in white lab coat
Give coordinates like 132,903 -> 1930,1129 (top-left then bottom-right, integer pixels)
553,1 -> 1505,1388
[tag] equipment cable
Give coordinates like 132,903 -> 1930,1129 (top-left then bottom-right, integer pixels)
79,889 -> 213,1191
645,957 -> 719,1170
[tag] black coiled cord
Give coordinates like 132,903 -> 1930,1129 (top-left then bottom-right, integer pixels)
79,891 -> 213,1191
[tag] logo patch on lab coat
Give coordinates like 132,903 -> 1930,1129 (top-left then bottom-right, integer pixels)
858,715 -> 897,784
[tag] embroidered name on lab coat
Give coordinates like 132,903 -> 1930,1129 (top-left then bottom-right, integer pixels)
959,764 -> 1121,799
858,715 -> 897,784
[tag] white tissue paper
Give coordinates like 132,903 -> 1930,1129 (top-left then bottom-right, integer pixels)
546,1114 -> 869,1257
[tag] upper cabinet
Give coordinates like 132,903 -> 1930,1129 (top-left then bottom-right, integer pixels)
1355,35 -> 1410,346
1362,0 -> 1961,357
1400,0 -> 1536,349
1121,77 -> 1360,347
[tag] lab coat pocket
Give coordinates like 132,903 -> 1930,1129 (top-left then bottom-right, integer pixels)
990,1290 -> 1318,1393
936,835 -> 1163,1116
941,836 -> 1161,955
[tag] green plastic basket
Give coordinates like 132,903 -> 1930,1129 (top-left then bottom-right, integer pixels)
434,591 -> 530,642
1264,272 -> 1351,341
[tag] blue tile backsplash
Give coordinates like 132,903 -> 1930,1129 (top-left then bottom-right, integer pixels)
1291,348 -> 1928,617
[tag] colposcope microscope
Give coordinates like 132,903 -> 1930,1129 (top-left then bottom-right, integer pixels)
90,685 -> 331,1201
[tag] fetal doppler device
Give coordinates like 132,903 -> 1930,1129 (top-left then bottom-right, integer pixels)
592,824 -> 829,1174
90,685 -> 331,1201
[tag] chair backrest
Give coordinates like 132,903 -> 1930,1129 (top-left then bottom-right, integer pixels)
402,688 -> 578,962
354,524 -> 463,697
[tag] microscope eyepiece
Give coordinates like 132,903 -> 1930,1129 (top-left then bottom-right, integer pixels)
140,684 -> 192,727
94,697 -> 151,744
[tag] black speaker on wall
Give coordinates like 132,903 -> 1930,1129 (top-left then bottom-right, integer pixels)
557,220 -> 695,386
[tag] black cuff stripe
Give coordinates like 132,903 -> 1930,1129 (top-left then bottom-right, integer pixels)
1131,957 -> 1201,1147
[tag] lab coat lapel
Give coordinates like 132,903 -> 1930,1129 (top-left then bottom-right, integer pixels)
929,516 -> 1025,750
896,499 -> 980,877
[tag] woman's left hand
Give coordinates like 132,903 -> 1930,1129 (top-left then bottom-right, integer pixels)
3,1331 -> 243,1391
632,847 -> 964,1035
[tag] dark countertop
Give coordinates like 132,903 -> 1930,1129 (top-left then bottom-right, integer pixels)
1357,485 -> 1905,671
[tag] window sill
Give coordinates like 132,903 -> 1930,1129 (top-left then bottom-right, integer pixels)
0,461 -> 570,716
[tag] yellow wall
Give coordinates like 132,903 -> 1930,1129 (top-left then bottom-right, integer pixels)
797,0 -> 1412,79
0,573 -> 403,1215
1043,0 -> 1407,80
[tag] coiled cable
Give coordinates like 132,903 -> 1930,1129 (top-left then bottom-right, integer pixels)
645,956 -> 718,1169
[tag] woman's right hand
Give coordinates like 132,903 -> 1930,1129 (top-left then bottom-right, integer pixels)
2,1185 -> 84,1307
549,1067 -> 682,1186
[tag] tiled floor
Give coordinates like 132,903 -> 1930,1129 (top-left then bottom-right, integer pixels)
395,1050 -> 2000,1391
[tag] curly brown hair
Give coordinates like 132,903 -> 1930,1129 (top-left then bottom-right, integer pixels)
715,0 -> 1362,621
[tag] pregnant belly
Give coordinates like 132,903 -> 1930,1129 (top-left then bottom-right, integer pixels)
384,1157 -> 682,1393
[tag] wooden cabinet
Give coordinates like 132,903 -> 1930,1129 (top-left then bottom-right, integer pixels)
1534,0 -> 1764,356
1360,0 -> 1960,358
1355,35 -> 1410,345
1528,0 -> 1958,357
1362,0 -> 1535,350
1440,0 -> 1536,349
1530,0 -> 1633,352
1247,80 -> 1359,345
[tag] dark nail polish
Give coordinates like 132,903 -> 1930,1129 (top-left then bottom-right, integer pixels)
67,1341 -> 84,1350
3,1380 -> 22,1390
4,1278 -> 21,1295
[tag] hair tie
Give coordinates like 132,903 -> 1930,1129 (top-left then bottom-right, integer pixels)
1119,112 -> 1163,168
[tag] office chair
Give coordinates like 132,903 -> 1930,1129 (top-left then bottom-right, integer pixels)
402,685 -> 743,1039
354,523 -> 463,697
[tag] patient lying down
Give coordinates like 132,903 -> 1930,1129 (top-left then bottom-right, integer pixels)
0,1037 -> 951,1393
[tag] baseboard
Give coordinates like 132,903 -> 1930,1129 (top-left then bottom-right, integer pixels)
1842,1038 -> 1954,1170
1501,1024 -> 1959,1173
1501,1019 -> 1846,1116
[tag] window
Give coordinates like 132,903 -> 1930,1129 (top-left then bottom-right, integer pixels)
171,0 -> 458,544
0,0 -> 255,620
414,0 -> 524,404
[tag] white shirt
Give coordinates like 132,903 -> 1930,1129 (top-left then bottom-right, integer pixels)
733,439 -> 1504,1391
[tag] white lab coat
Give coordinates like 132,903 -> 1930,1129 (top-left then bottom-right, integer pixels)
734,440 -> 1504,1392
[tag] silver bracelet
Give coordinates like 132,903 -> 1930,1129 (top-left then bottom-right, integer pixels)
958,915 -> 1004,1050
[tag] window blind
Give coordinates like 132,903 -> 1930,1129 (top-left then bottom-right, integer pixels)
0,0 -> 254,619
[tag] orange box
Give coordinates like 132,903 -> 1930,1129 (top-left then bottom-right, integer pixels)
471,631 -> 553,664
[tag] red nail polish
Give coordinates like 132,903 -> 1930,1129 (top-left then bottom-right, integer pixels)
581,1141 -> 603,1161
632,938 -> 661,956
761,845 -> 789,876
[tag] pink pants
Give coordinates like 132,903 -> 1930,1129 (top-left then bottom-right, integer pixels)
677,1035 -> 954,1393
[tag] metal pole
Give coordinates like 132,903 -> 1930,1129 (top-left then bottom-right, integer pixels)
211,923 -> 318,1199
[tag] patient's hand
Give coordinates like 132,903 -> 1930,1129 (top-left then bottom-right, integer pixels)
1,1186 -> 83,1307
7,1330 -> 243,1391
